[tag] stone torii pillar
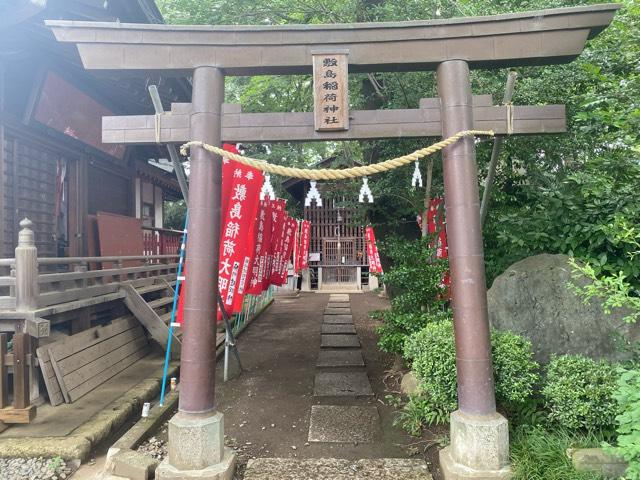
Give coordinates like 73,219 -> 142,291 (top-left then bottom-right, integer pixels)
438,60 -> 509,478
162,66 -> 235,478
46,5 -> 618,479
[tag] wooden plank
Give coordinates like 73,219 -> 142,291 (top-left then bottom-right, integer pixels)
34,347 -> 64,406
38,262 -> 178,284
312,52 -> 349,132
121,284 -> 180,352
67,344 -> 150,402
37,284 -> 120,308
0,334 -> 7,408
48,316 -> 137,361
0,405 -> 36,424
56,326 -> 144,374
0,297 -> 16,309
12,333 -> 29,409
33,291 -> 126,317
48,351 -> 71,404
62,335 -> 148,391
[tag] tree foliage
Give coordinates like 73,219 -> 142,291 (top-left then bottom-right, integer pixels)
156,0 -> 640,286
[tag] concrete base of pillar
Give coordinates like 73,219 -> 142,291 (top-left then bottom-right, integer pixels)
164,411 -> 229,471
156,447 -> 236,480
439,410 -> 511,480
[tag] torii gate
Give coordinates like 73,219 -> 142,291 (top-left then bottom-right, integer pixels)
48,4 -> 617,479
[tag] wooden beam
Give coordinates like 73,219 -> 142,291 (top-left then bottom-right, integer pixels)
0,334 -> 7,408
12,333 -> 29,410
46,4 -> 619,75
102,100 -> 565,145
0,405 -> 36,424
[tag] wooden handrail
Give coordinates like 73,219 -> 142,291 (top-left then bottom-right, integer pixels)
38,255 -> 179,265
141,226 -> 183,235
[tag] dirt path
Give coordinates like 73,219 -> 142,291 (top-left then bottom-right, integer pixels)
214,291 -> 435,478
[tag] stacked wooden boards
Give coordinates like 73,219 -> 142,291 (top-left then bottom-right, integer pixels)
36,317 -> 150,405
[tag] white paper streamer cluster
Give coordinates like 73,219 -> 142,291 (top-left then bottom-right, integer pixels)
304,180 -> 323,207
259,173 -> 276,201
359,177 -> 374,203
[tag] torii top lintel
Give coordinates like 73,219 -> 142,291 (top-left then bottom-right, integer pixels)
46,3 -> 619,76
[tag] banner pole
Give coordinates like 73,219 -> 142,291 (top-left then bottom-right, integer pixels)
159,211 -> 189,407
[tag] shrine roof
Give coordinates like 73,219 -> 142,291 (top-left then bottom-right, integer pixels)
46,3 -> 620,75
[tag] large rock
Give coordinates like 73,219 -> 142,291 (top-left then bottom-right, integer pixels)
487,254 -> 639,364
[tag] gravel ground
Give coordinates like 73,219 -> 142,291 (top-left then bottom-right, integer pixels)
0,457 -> 76,480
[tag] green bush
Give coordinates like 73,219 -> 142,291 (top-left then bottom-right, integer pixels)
375,309 -> 450,355
402,320 -> 539,425
493,330 -> 541,405
511,425 -> 604,480
605,367 -> 640,480
542,355 -> 620,432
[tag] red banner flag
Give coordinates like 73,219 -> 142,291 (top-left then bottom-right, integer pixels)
292,220 -> 301,275
427,197 -> 450,292
298,220 -> 311,271
246,200 -> 271,295
218,160 -> 263,315
267,199 -> 287,287
427,198 -> 448,260
365,226 -> 383,274
274,216 -> 297,286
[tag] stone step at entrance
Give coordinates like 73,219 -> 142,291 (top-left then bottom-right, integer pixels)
326,302 -> 349,308
325,307 -> 351,315
316,349 -> 365,368
314,372 -> 373,397
323,315 -> 353,324
321,323 -> 356,334
321,334 -> 360,348
308,405 -> 380,443
328,294 -> 350,302
244,458 -> 432,480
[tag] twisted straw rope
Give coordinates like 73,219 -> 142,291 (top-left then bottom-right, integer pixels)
180,129 -> 494,180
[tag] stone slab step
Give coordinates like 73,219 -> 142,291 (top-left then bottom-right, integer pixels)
321,324 -> 356,335
321,334 -> 360,348
308,405 -> 380,443
316,350 -> 365,368
326,302 -> 349,308
314,372 -> 373,397
329,294 -> 350,302
323,315 -> 353,324
325,307 -> 351,315
244,458 -> 432,480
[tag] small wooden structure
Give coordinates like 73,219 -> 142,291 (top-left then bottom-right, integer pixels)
284,171 -> 369,291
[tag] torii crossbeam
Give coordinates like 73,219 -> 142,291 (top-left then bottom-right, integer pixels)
47,4 -> 618,479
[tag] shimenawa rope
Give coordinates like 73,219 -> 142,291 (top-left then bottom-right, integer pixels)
180,129 -> 494,181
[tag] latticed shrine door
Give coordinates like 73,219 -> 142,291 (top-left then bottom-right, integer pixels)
322,238 -> 357,285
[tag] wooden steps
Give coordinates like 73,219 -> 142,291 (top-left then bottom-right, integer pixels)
36,316 -> 150,405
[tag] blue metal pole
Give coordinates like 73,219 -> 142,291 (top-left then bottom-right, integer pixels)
159,211 -> 189,407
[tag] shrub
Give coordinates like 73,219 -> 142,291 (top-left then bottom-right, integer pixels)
511,425 -> 604,480
605,367 -> 640,480
403,319 -> 539,425
492,330 -> 540,405
542,354 -> 620,431
375,309 -> 450,355
403,320 -> 458,425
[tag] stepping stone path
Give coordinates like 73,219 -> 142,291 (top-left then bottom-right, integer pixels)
244,293 -> 433,480
316,349 -> 364,368
312,295 -> 377,436
245,458 -> 432,480
321,323 -> 356,334
323,315 -> 353,324
308,405 -> 381,442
